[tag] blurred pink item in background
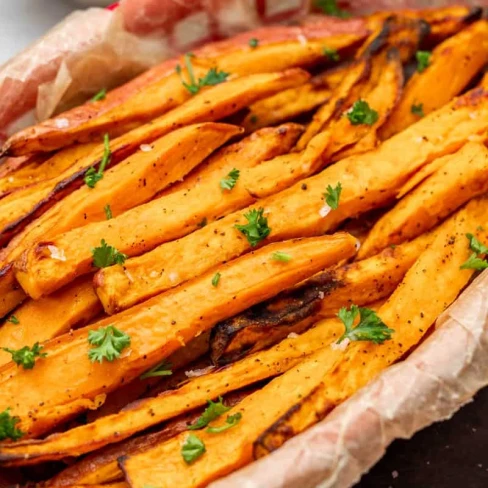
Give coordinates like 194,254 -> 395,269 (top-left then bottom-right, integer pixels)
0,0 -> 310,144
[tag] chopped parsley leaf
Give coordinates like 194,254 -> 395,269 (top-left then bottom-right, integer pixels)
346,100 -> 378,126
235,208 -> 271,247
336,305 -> 394,345
88,325 -> 131,363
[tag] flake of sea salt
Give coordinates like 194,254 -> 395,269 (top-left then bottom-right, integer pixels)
47,245 -> 66,261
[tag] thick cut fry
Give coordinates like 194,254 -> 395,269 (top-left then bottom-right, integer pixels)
254,198 -> 488,457
95,87 -> 488,314
319,47 -> 403,161
380,21 -> 488,139
14,123 -> 240,299
13,125 -> 304,297
242,83 -> 331,132
2,19 -> 367,156
0,70 -> 306,253
49,389 -> 252,486
121,199 -> 487,487
296,59 -> 370,150
0,277 -> 100,368
211,231 -> 434,365
0,144 -> 98,199
359,142 -> 488,259
0,314 -> 345,464
0,234 -> 357,439
163,124 -> 303,196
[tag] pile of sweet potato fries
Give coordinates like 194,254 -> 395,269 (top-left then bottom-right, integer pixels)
0,5 -> 487,487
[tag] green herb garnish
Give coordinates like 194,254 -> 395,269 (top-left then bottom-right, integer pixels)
212,272 -> 221,287
176,53 -> 229,95
7,315 -> 19,325
181,434 -> 206,464
272,251 -> 292,262
323,46 -> 340,62
91,239 -> 127,268
188,397 -> 230,430
220,168 -> 240,191
88,325 -> 131,363
460,233 -> 488,270
315,0 -> 350,18
324,182 -> 342,210
336,305 -> 394,345
84,134 -> 111,188
207,412 -> 242,433
235,208 -> 271,247
411,103 -> 425,117
0,408 -> 23,441
92,88 -> 107,102
249,38 -> 259,48
2,343 -> 47,370
416,51 -> 431,73
104,204 -> 113,220
346,100 -> 378,126
140,360 -> 173,380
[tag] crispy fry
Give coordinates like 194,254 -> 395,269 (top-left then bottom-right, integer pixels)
95,87 -> 488,314
2,20 -> 366,156
0,234 -> 357,440
119,198 -> 487,487
254,197 -> 488,457
295,59 -> 370,150
0,277 -> 100,368
0,144 -> 98,199
14,123 -> 240,299
242,83 -> 331,132
380,20 -> 488,139
359,142 -> 488,259
211,231 -> 434,365
49,388 -> 252,486
0,314 -> 345,464
163,124 -> 303,196
0,70 -> 307,254
14,127 -> 308,298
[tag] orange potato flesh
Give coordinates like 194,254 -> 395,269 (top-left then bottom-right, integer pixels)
380,20 -> 488,139
2,20 -> 367,156
14,123 -> 240,300
0,313 -> 345,464
0,234 -> 357,439
95,87 -> 488,314
0,277 -> 100,368
120,198 -> 487,488
13,126 -> 306,298
358,142 -> 488,259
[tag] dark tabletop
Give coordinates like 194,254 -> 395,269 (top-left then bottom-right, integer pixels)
357,385 -> 488,488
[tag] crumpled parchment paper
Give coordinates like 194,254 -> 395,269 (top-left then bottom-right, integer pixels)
212,270 -> 488,488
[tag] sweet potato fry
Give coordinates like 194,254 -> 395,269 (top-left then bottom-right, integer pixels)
0,277 -> 100,368
380,20 -> 488,139
120,198 -> 487,486
0,313 -> 346,464
0,70 -> 307,253
295,59 -> 370,150
210,231 -> 434,365
2,19 -> 367,157
14,128 -> 310,298
242,84 -> 331,132
254,197 -> 488,457
49,388 -> 252,486
0,144 -> 98,199
14,122 -> 240,300
358,142 -> 488,259
163,124 -> 303,196
0,234 -> 357,440
95,87 -> 488,314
